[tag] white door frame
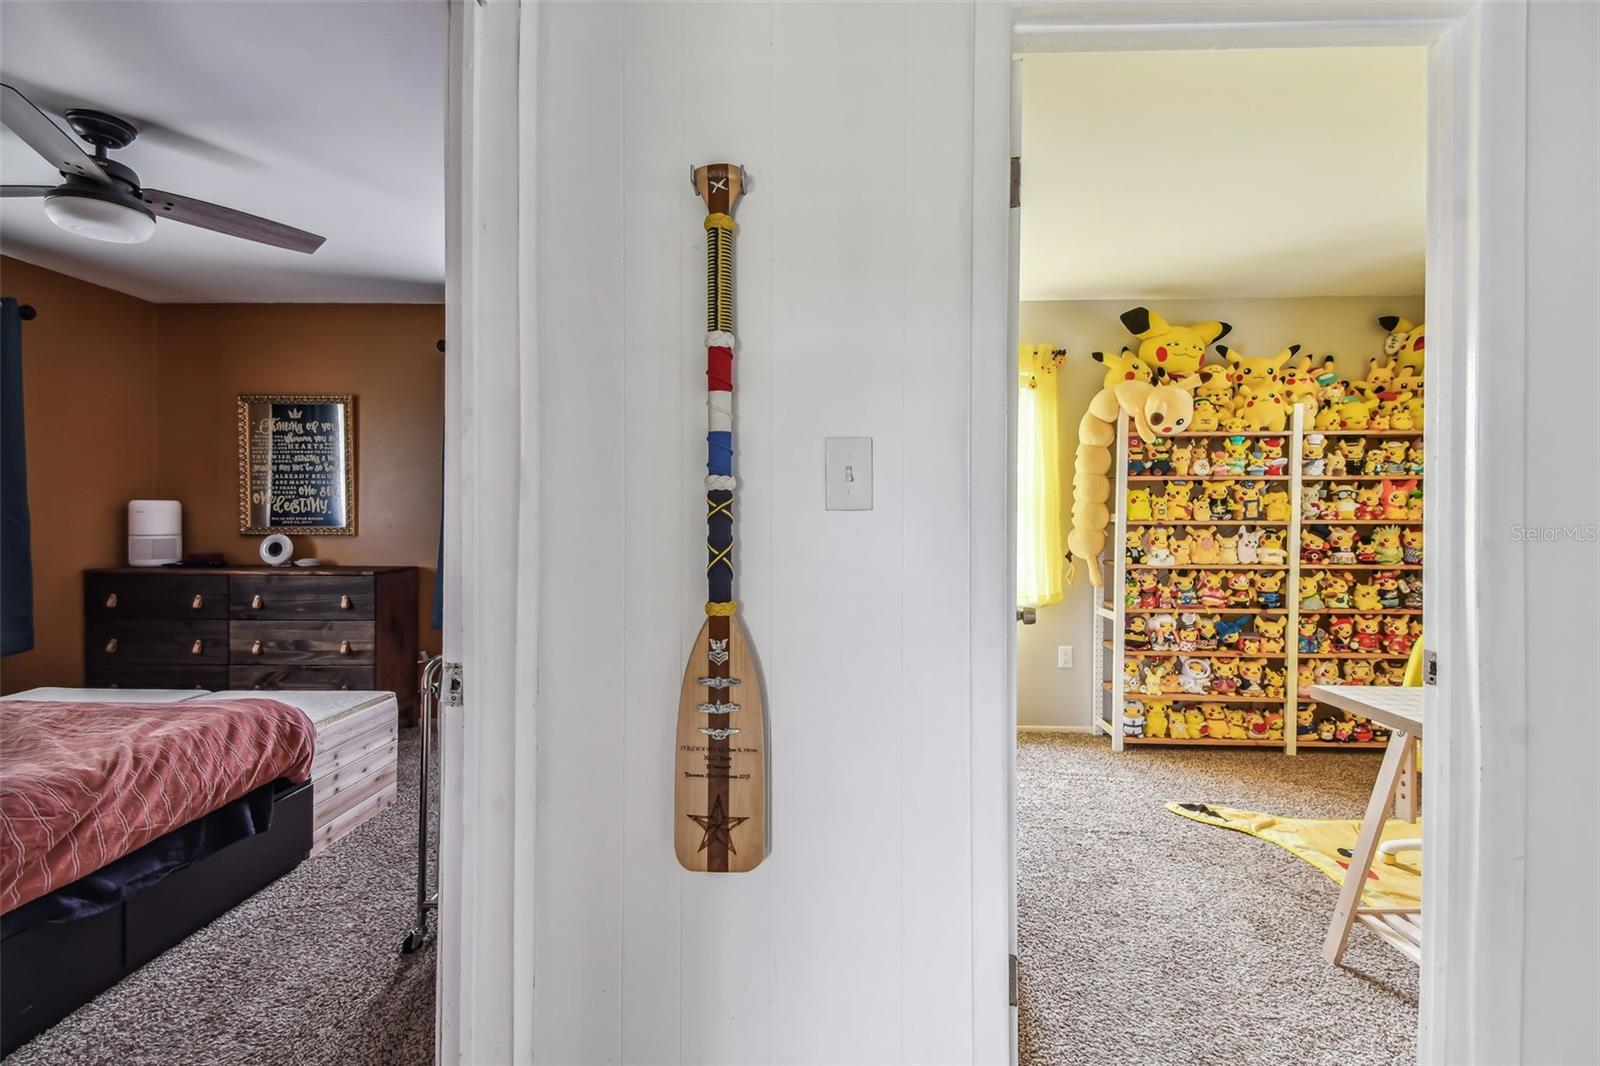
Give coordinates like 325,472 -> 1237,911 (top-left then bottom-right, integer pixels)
439,2 -> 539,1063
996,3 -> 1528,1063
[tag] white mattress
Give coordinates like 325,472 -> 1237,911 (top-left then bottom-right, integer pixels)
2,686 -> 397,737
0,687 -> 212,704
206,690 -> 397,729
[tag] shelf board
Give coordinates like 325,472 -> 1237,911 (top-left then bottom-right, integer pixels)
1311,430 -> 1424,437
1298,652 -> 1413,660
1150,431 -> 1293,439
1294,691 -> 1408,703
1126,563 -> 1288,571
1120,607 -> 1286,615
1127,475 -> 1290,482
1116,647 -> 1292,658
1121,734 -> 1284,747
1300,609 -> 1422,616
1301,519 -> 1423,526
1127,520 -> 1289,527
1111,733 -> 1390,748
1303,474 -> 1425,482
1108,685 -> 1284,703
1308,563 -> 1423,570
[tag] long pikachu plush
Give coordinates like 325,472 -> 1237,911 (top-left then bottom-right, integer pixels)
1067,376 -> 1200,587
1068,308 -> 1230,588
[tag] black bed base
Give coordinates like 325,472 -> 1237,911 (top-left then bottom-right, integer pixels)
0,780 -> 313,1057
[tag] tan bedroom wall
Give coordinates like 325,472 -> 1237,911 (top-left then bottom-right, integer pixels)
0,256 -> 445,693
0,257 -> 161,693
154,303 -> 445,646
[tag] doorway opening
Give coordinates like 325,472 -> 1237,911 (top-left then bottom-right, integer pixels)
1012,42 -> 1431,1065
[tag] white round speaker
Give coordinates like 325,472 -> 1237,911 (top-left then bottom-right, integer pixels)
259,534 -> 294,566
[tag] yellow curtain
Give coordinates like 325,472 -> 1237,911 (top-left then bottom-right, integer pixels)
1017,345 -> 1066,608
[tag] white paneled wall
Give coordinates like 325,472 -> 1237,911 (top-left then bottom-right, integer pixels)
529,3 -> 1008,1062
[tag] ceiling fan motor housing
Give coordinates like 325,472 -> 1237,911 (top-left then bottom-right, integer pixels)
63,108 -> 139,152
44,114 -> 156,237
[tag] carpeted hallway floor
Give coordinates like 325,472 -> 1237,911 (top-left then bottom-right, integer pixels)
10,729 -> 1417,1064
1017,733 -> 1418,1066
6,730 -> 437,1066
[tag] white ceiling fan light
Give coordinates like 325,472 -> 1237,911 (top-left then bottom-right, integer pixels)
42,188 -> 156,244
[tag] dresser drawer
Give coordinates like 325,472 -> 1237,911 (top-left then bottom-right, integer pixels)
87,621 -> 229,666
85,664 -> 229,691
229,665 -> 377,692
230,622 -> 376,665
86,572 -> 229,620
230,575 -> 375,620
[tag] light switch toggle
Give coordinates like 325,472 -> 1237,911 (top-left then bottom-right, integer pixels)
825,437 -> 873,511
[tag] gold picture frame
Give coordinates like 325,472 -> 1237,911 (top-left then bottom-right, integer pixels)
237,394 -> 357,536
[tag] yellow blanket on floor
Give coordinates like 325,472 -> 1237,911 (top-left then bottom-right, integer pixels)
1167,802 -> 1421,910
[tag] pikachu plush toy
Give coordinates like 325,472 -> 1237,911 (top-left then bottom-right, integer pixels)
1120,306 -> 1231,383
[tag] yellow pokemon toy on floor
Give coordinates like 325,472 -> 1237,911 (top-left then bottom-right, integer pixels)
1120,307 -> 1230,382
1067,374 -> 1199,587
1091,347 -> 1154,388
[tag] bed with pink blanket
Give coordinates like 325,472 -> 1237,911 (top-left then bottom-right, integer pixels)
1,696 -> 315,914
0,694 -> 318,1054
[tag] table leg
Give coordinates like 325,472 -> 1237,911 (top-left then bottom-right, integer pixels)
1394,736 -> 1419,823
1323,730 -> 1414,965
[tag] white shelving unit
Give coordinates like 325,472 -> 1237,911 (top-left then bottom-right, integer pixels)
1094,405 -> 1424,752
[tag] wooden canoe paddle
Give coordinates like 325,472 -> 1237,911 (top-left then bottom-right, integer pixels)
674,162 -> 767,873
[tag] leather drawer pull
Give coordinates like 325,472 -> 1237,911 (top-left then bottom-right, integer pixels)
339,595 -> 352,610
104,638 -> 118,654
251,640 -> 263,656
340,640 -> 353,655
251,594 -> 264,609
191,593 -> 205,609
191,639 -> 204,655
105,593 -> 118,608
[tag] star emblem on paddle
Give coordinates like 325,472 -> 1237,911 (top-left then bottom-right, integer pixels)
687,795 -> 748,854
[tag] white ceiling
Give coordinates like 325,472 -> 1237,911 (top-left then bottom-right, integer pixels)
1020,46 -> 1427,302
0,1 -> 444,303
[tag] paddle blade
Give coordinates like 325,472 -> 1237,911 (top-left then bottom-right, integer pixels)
675,615 -> 767,872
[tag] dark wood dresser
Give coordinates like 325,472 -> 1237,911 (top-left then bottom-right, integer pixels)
84,566 -> 419,720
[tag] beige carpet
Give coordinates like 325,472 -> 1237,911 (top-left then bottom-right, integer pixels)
1017,733 -> 1417,1066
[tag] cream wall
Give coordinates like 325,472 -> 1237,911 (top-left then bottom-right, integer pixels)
1520,1 -> 1599,1057
505,3 -> 1013,1061
1017,295 -> 1424,731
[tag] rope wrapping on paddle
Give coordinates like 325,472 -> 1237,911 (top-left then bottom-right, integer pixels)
704,211 -> 737,616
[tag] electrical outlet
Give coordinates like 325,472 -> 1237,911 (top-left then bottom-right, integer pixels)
1057,645 -> 1073,669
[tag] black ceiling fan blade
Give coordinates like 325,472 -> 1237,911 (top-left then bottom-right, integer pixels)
1,83 -> 112,187
138,188 -> 325,254
1,185 -> 54,198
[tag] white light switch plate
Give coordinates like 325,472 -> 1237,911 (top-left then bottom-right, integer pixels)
825,437 -> 873,510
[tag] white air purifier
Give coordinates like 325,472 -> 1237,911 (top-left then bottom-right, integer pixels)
128,500 -> 182,567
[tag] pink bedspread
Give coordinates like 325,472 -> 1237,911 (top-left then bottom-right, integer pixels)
0,698 -> 315,914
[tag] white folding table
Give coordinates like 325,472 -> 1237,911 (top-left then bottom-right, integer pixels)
1307,684 -> 1424,965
